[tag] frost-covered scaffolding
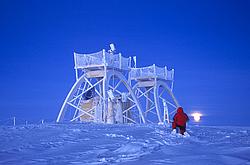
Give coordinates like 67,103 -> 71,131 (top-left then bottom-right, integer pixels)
57,44 -> 179,124
130,65 -> 179,124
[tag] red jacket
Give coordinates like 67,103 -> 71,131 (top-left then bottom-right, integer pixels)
173,107 -> 189,126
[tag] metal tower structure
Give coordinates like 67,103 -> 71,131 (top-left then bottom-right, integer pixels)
56,44 -> 179,124
130,64 -> 179,124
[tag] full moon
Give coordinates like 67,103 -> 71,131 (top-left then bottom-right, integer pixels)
192,113 -> 202,122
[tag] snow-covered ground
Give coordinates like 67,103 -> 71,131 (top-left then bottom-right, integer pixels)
0,123 -> 250,165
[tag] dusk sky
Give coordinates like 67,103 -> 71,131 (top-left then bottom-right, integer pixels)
0,0 -> 249,126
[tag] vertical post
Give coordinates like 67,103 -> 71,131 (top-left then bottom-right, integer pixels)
163,99 -> 169,123
164,66 -> 167,80
25,121 -> 28,125
74,52 -> 79,81
128,56 -> 132,69
41,119 -> 44,124
145,88 -> 150,119
13,117 -> 16,126
128,56 -> 132,86
133,56 -> 136,68
171,69 -> 175,80
171,69 -> 175,91
153,64 -> 156,75
102,49 -> 106,65
102,49 -> 107,123
154,85 -> 162,123
96,83 -> 103,123
140,67 -> 142,78
128,70 -> 131,86
119,53 -> 122,69
153,64 -> 157,85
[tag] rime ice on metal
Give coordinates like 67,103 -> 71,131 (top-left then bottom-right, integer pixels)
57,44 -> 179,124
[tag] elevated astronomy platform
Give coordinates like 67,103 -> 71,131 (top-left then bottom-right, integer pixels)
130,64 -> 178,124
57,44 -> 180,124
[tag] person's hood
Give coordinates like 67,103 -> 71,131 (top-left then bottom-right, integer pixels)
177,107 -> 184,113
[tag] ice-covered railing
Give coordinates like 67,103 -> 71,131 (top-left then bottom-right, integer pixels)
130,64 -> 174,81
74,50 -> 131,70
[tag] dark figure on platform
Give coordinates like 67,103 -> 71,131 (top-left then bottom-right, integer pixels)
172,107 -> 189,135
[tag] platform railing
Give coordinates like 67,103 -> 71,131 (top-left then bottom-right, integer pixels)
130,64 -> 174,81
74,50 -> 131,70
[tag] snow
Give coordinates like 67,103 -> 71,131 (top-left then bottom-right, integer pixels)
0,123 -> 250,164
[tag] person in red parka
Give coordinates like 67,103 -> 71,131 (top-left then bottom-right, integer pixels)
172,107 -> 189,135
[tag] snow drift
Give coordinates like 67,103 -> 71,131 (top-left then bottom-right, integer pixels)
0,123 -> 250,164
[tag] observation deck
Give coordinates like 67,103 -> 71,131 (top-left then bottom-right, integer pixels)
74,50 -> 131,71
130,64 -> 174,81
130,65 -> 174,88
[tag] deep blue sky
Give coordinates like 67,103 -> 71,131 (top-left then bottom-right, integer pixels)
0,0 -> 249,126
